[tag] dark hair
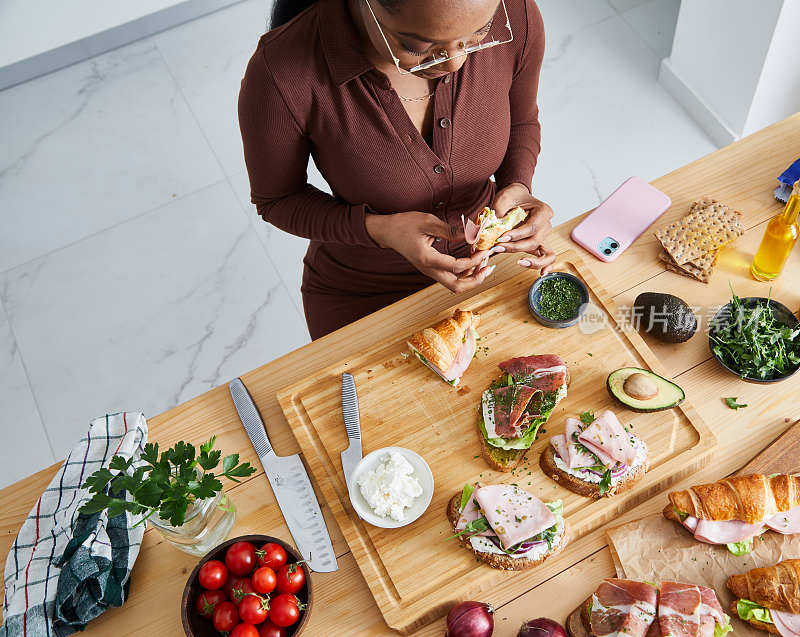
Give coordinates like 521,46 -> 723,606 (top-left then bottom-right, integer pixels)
270,0 -> 403,29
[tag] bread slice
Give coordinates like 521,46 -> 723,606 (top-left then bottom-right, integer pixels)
566,597 -> 592,637
539,446 -> 647,498
729,599 -> 778,634
446,492 -> 567,571
479,427 -> 529,472
474,206 -> 528,251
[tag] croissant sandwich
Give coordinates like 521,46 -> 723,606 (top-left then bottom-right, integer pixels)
463,206 -> 528,251
663,474 -> 800,555
728,559 -> 800,635
407,309 -> 479,386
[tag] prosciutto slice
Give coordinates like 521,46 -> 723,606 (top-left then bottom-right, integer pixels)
766,504 -> 800,534
473,484 -> 555,549
590,579 -> 657,637
578,410 -> 638,467
771,609 -> 800,637
498,355 -> 567,388
490,384 -> 538,438
658,582 -> 726,637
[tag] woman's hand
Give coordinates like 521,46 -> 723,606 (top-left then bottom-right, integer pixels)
490,183 -> 556,274
365,211 -> 495,293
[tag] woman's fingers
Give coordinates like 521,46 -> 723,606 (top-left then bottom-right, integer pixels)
422,245 -> 490,275
518,247 -> 556,271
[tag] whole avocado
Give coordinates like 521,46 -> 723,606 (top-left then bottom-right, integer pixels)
633,292 -> 697,343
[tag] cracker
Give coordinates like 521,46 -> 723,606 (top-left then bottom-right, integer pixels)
655,202 -> 743,265
659,251 -> 713,283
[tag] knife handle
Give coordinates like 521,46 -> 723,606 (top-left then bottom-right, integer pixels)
229,378 -> 275,458
341,373 -> 361,440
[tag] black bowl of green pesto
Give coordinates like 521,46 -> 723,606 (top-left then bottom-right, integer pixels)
528,272 -> 589,328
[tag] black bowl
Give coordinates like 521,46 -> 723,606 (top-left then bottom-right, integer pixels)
181,534 -> 312,636
528,272 -> 590,328
708,296 -> 800,384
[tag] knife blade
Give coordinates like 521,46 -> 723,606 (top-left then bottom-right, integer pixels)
340,373 -> 362,492
229,378 -> 337,572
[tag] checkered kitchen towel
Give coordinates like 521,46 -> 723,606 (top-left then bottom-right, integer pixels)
2,413 -> 148,636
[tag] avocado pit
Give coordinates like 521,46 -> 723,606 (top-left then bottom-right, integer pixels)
623,373 -> 659,400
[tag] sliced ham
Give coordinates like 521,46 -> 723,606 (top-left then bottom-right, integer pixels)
590,579 -> 657,637
658,582 -> 726,637
682,515 -> 699,533
766,504 -> 800,534
693,518 -> 764,544
551,434 -> 570,463
578,410 -> 637,467
490,384 -> 538,438
462,214 -> 487,246
771,609 -> 800,637
565,417 -> 597,468
442,328 -> 476,382
473,484 -> 555,549
455,486 -> 493,537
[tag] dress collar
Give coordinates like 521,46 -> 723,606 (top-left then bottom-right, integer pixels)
318,0 -> 376,86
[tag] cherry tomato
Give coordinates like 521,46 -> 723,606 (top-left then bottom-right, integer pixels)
255,542 -> 287,570
197,559 -> 228,590
230,624 -> 260,637
227,576 -> 255,605
258,621 -> 289,637
239,594 -> 270,625
275,562 -> 305,594
195,589 -> 227,618
269,594 -> 302,627
251,567 -> 277,594
226,541 -> 257,576
213,600 -> 239,632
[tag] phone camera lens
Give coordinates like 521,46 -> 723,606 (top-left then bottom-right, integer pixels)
610,242 -> 619,249
603,248 -> 612,255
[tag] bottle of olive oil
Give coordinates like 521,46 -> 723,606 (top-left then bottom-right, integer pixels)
751,178 -> 800,281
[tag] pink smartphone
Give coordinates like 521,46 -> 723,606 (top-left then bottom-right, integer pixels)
570,176 -> 671,262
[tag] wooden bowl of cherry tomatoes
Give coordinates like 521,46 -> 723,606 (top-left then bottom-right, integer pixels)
181,534 -> 312,637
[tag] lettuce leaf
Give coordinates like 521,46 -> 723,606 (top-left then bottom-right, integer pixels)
480,386 -> 564,450
714,615 -> 733,637
726,538 -> 753,556
459,484 -> 474,511
672,506 -> 688,521
737,599 -> 772,624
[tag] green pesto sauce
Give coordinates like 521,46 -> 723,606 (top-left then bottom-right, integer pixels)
537,277 -> 581,321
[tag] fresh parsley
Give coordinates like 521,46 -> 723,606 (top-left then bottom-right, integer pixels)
80,436 -> 256,527
724,397 -> 748,410
579,411 -> 595,426
598,468 -> 613,494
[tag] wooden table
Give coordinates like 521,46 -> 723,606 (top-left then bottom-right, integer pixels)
3,113 -> 800,636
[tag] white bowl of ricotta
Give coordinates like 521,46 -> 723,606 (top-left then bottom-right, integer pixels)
348,447 -> 434,529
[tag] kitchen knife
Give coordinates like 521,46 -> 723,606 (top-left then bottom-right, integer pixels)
340,373 -> 362,492
229,378 -> 337,573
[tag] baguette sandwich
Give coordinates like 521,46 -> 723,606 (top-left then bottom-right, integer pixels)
407,309 -> 479,386
663,474 -> 800,555
463,206 -> 528,251
478,355 -> 569,471
728,559 -> 800,635
570,579 -> 731,637
447,482 -> 566,571
541,410 -> 648,498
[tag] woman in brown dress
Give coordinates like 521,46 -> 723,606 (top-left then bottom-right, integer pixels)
239,0 -> 555,339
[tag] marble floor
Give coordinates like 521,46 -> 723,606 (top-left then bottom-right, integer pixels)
0,0 -> 713,489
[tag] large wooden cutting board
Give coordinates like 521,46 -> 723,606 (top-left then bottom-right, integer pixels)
277,250 -> 716,634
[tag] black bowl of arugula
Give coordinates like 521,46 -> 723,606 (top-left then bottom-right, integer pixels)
708,292 -> 800,383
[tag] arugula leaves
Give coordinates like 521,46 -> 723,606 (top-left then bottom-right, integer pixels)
460,484 -> 475,511
597,469 -> 613,495
579,411 -> 595,425
80,436 -> 256,527
710,287 -> 800,380
724,397 -> 748,410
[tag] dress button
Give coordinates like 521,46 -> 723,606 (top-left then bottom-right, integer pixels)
433,164 -> 445,174
443,75 -> 451,84
439,117 -> 451,128
435,201 -> 445,208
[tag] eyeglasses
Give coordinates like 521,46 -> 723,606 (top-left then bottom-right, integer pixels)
364,0 -> 513,75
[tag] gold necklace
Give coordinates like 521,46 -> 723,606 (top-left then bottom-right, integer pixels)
398,91 -> 434,102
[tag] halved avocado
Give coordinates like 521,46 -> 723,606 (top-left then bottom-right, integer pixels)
606,367 -> 684,412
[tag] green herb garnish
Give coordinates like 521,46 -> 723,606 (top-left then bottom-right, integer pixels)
537,277 -> 582,321
80,436 -> 256,527
579,411 -> 595,425
724,397 -> 748,410
598,469 -> 613,494
710,286 -> 800,380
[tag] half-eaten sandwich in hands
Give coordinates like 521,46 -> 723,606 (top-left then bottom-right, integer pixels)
577,579 -> 731,637
728,559 -> 800,636
447,482 -> 566,571
541,410 -> 648,498
407,309 -> 479,386
663,473 -> 800,556
478,355 -> 569,472
463,206 -> 528,251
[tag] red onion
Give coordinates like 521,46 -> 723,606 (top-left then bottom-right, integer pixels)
518,618 -> 567,637
446,601 -> 494,637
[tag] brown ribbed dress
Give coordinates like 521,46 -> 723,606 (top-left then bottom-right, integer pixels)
238,0 -> 545,339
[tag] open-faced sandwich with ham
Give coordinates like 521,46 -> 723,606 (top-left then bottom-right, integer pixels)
478,355 -> 569,471
541,410 -> 648,498
663,474 -> 800,556
728,559 -> 800,636
447,482 -> 566,571
569,578 -> 732,637
407,309 -> 479,386
463,206 -> 528,251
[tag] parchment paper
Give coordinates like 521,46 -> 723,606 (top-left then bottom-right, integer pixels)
607,514 -> 800,636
